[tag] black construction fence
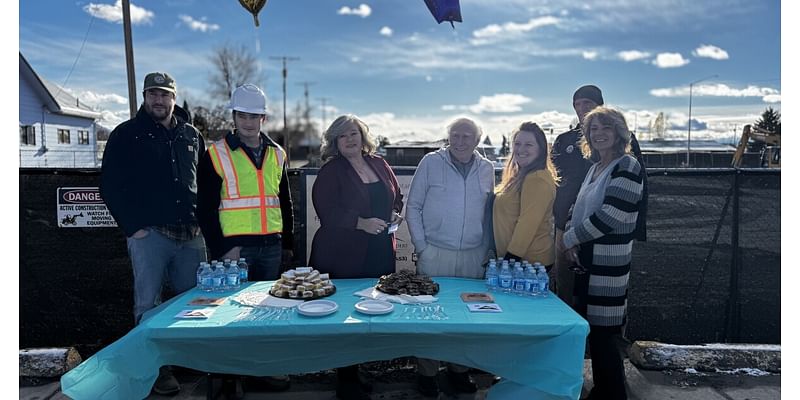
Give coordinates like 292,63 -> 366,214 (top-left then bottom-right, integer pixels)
19,167 -> 779,357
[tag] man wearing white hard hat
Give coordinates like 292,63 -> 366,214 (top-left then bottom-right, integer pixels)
197,84 -> 294,393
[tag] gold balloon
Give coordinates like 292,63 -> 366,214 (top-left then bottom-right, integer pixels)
238,0 -> 268,27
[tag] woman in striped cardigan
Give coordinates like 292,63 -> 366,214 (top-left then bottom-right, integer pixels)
561,106 -> 643,400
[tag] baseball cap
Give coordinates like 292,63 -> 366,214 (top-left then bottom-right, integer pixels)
143,72 -> 177,94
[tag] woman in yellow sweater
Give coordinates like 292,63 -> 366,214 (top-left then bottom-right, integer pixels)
493,121 -> 559,268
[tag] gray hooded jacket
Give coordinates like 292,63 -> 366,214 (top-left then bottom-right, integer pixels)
406,148 -> 495,253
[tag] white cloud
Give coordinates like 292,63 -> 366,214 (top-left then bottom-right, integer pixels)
442,94 -> 532,114
350,56 -> 361,63
425,75 -> 433,82
617,50 -> 650,62
98,110 -> 130,129
693,44 -> 729,60
65,89 -> 128,107
83,0 -> 154,24
178,15 -> 220,32
380,26 -> 393,37
649,83 -> 780,103
471,16 -> 560,44
337,4 -> 371,18
652,52 -> 689,68
582,51 -> 598,60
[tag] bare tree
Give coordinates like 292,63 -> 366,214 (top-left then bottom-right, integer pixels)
208,43 -> 265,102
191,105 -> 232,141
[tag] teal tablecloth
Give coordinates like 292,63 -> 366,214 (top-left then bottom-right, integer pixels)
61,278 -> 588,399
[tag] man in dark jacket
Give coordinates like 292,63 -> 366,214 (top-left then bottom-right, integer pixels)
100,72 -> 206,395
551,85 -> 647,309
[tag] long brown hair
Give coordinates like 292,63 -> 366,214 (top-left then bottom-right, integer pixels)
495,122 -> 559,195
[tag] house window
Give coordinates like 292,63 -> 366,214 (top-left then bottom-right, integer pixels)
20,125 -> 36,145
78,130 -> 90,145
58,129 -> 71,144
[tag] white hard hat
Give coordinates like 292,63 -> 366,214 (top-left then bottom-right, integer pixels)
228,83 -> 268,115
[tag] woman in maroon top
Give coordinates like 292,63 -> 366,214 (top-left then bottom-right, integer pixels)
309,114 -> 403,400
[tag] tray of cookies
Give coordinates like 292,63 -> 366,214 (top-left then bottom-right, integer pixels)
269,267 -> 336,299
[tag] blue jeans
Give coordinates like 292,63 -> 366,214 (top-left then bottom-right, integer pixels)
126,228 -> 207,323
240,241 -> 282,281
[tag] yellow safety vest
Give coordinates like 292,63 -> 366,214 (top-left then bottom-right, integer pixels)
208,139 -> 285,237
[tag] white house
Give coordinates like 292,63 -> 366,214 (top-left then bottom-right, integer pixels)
19,52 -> 102,168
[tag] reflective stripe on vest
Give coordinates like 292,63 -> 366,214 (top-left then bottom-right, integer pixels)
208,139 -> 285,237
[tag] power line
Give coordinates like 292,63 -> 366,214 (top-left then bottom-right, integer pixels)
54,14 -> 96,106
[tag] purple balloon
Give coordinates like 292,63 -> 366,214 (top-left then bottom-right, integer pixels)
424,0 -> 462,28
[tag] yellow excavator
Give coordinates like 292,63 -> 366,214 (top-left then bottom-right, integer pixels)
731,124 -> 780,168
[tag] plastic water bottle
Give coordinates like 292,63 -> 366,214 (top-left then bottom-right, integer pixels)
238,258 -> 249,283
536,265 -> 549,297
223,258 -> 232,268
512,264 -> 526,294
212,264 -> 226,292
226,261 -> 241,290
196,262 -> 205,288
199,263 -> 214,292
498,262 -> 513,293
485,261 -> 499,291
524,265 -> 537,296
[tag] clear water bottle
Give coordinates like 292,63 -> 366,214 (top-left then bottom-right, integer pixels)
196,262 -> 205,288
226,261 -> 241,291
512,264 -> 526,295
212,264 -> 226,292
524,265 -> 537,296
536,265 -> 549,297
223,258 -> 232,268
498,262 -> 513,293
199,263 -> 214,292
238,258 -> 249,283
485,261 -> 499,291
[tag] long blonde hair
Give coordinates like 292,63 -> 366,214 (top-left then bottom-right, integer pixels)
319,114 -> 377,162
579,107 -> 631,162
495,122 -> 559,195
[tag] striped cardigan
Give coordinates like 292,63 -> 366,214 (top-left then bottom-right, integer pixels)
562,154 -> 643,327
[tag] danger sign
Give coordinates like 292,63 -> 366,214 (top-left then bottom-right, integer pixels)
57,187 -> 117,228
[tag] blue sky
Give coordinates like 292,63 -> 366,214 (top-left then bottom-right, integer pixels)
18,0 -> 781,144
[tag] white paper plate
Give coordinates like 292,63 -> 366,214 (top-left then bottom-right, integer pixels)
355,300 -> 394,315
297,300 -> 339,317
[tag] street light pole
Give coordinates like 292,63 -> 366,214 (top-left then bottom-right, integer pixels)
686,74 -> 717,166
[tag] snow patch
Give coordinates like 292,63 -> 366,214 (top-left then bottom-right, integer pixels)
715,368 -> 771,376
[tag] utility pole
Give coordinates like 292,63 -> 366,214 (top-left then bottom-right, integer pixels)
686,74 -> 717,167
269,56 -> 299,162
121,0 -> 137,117
296,81 -> 316,139
317,97 -> 331,135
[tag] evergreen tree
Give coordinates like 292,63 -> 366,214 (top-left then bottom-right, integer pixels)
755,107 -> 781,134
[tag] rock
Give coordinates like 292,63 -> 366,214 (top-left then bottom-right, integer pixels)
629,341 -> 780,373
19,348 -> 82,378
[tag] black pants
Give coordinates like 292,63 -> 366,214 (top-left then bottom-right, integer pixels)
573,273 -> 627,400
588,327 -> 627,400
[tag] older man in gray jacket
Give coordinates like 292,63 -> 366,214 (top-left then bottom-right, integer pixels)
405,117 -> 495,396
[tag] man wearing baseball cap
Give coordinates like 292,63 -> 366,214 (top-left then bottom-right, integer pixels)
101,72 -> 207,395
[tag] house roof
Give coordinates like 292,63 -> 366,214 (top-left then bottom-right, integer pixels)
19,52 -> 101,120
